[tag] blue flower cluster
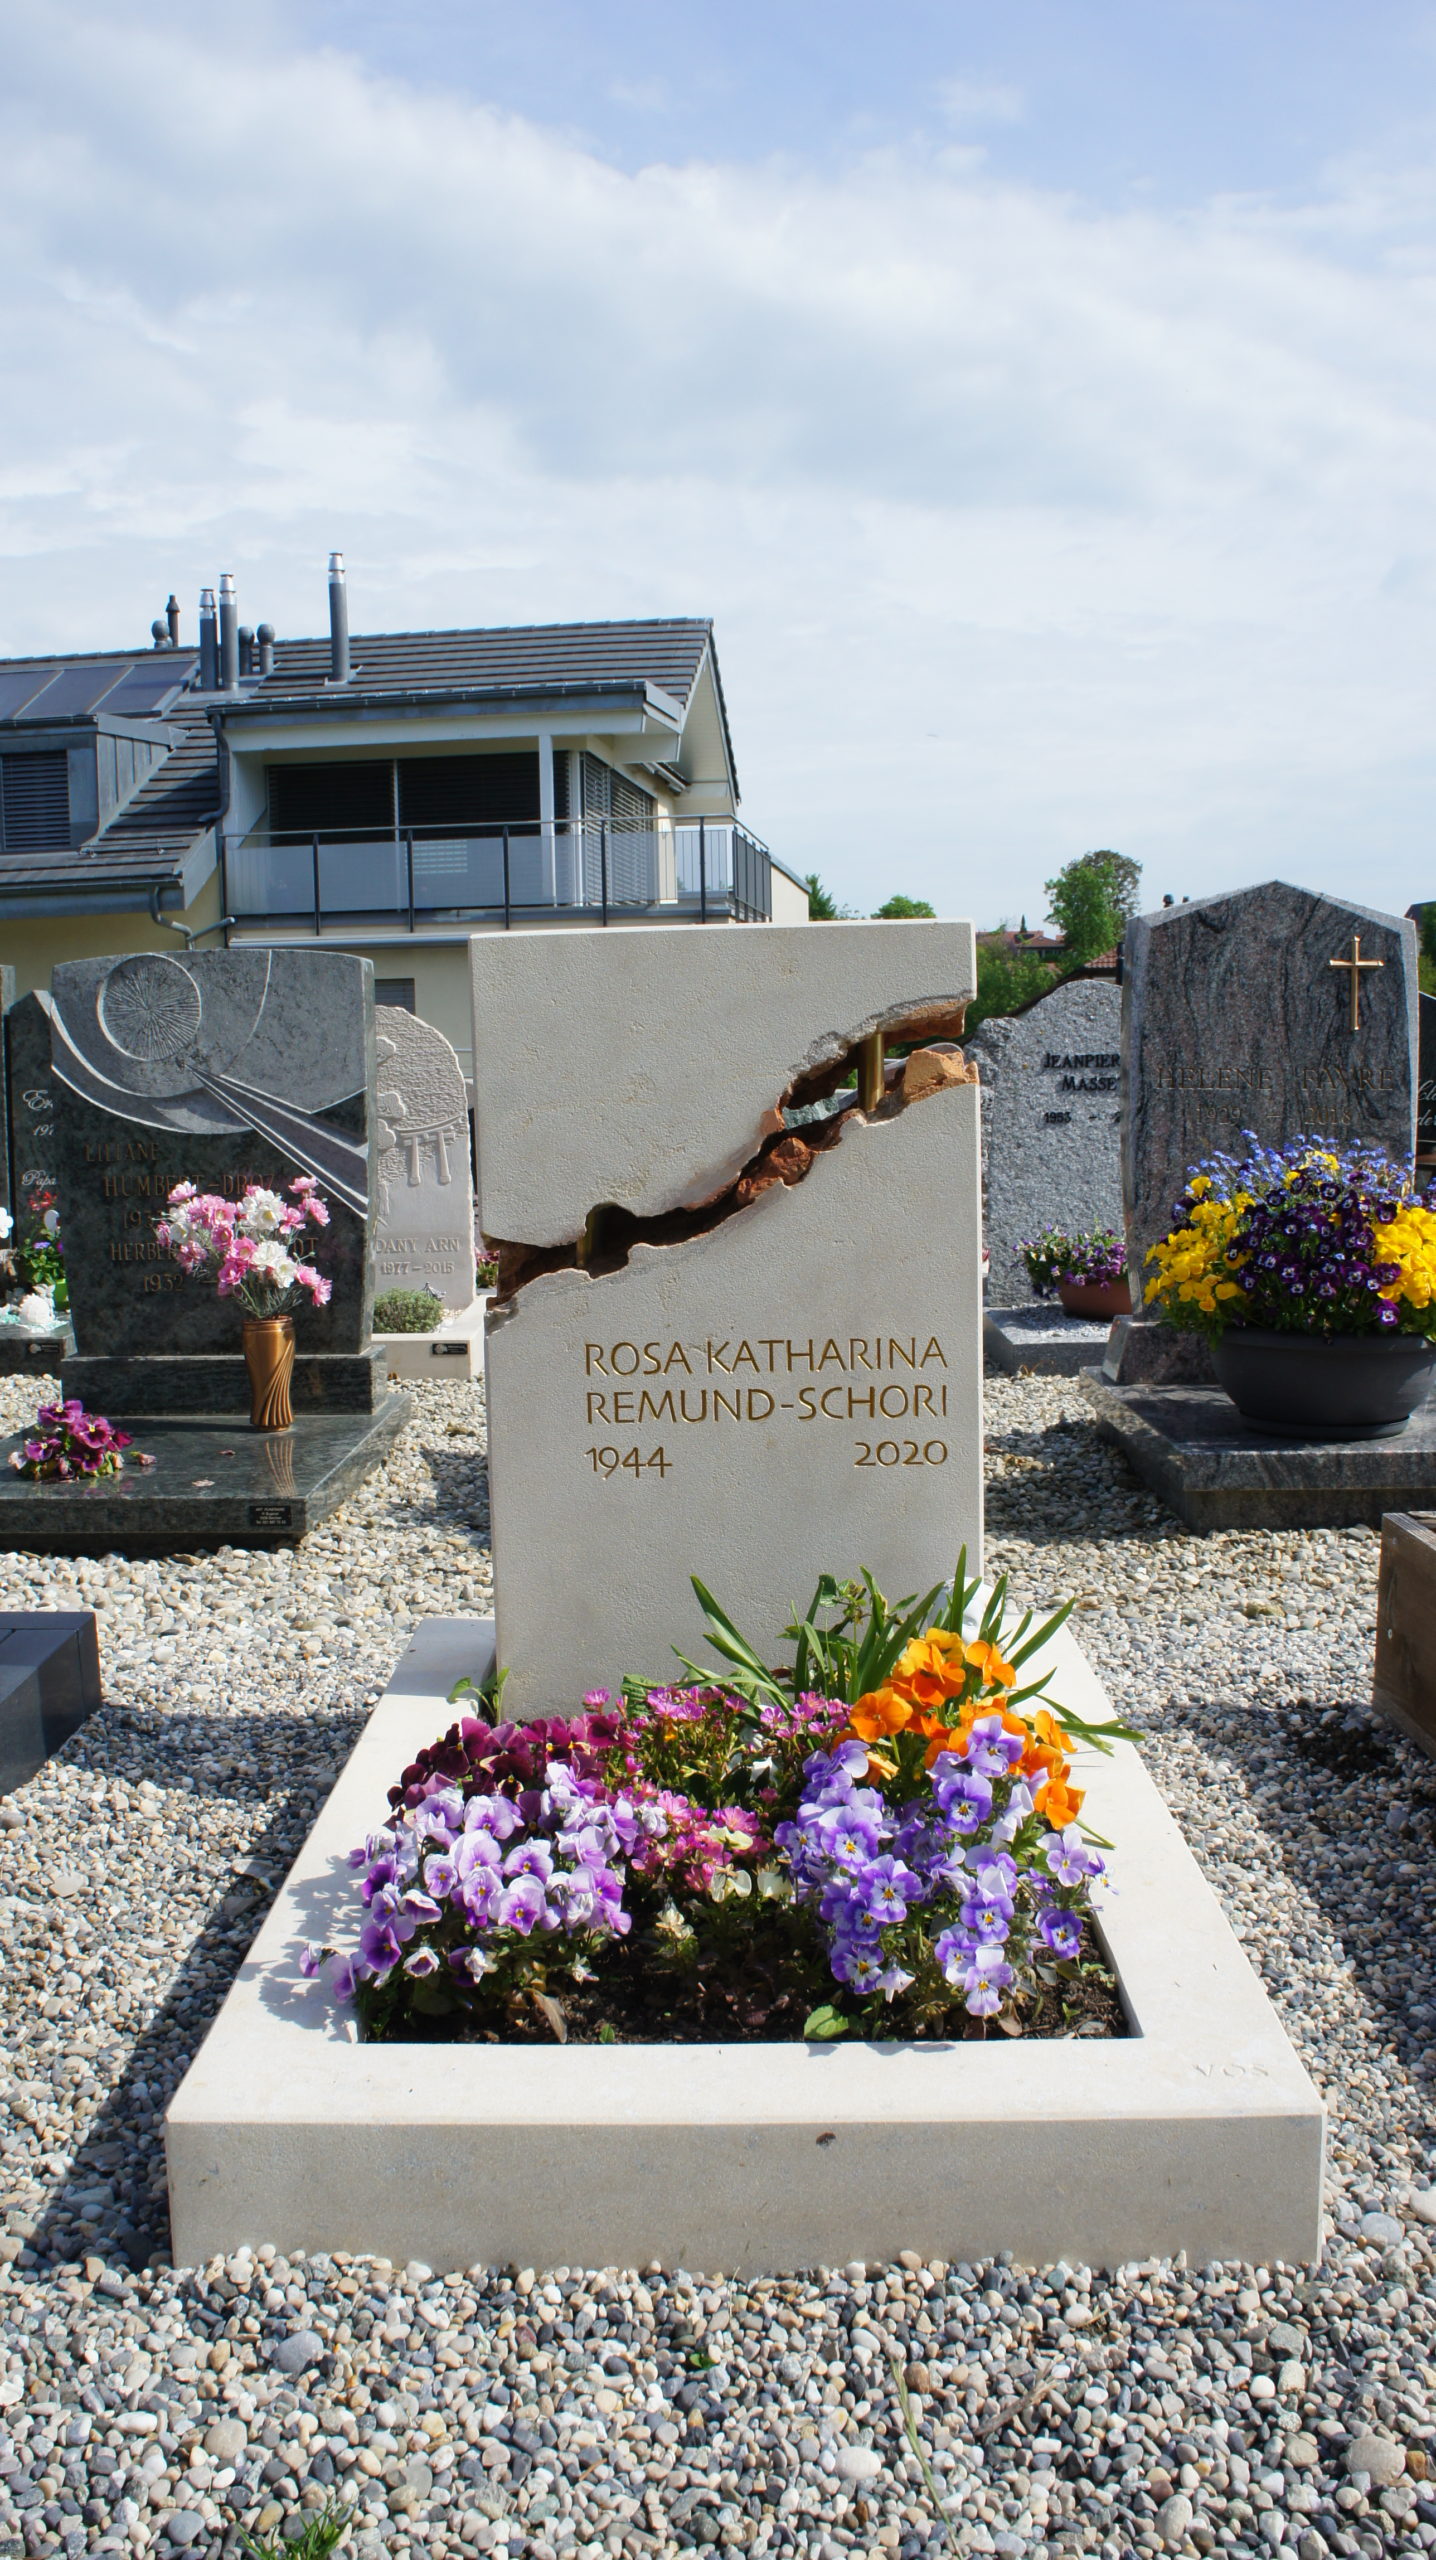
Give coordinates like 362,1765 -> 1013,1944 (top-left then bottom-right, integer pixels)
774,1719 -> 1104,2021
311,1763 -> 645,2001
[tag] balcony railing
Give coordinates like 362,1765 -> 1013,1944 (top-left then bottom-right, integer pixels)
223,815 -> 773,930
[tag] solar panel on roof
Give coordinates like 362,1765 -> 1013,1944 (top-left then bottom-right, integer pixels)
15,662 -> 137,718
0,667 -> 62,720
92,662 -> 194,717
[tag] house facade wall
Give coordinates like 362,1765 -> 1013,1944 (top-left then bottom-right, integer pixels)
0,873 -> 223,1001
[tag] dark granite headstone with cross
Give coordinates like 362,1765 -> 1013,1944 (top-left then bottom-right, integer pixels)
1109,882 -> 1418,1383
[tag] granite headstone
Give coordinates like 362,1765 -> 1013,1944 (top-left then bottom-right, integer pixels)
4,992 -> 58,1242
966,976 -> 1122,1302
374,1007 -> 476,1311
1418,990 -> 1436,1168
0,966 -> 12,1222
1112,882 -> 1417,1382
47,948 -> 383,1415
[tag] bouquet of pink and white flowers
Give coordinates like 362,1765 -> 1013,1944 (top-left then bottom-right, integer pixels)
154,1176 -> 334,1319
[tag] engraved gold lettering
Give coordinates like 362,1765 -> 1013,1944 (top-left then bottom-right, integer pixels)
610,1342 -> 641,1376
711,1387 -> 741,1421
587,1390 -> 610,1421
612,1390 -> 635,1422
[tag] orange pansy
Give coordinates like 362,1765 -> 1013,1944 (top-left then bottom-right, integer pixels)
1042,1778 -> 1085,1829
846,1688 -> 912,1742
962,1637 -> 1019,1688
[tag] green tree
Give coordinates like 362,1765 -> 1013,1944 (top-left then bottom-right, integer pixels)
966,939 -> 1060,1034
1415,901 -> 1436,997
805,871 -> 857,921
872,894 -> 937,919
1044,850 -> 1142,965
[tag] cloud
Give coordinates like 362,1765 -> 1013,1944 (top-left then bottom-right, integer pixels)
1,0 -> 1436,921
937,77 -> 1025,129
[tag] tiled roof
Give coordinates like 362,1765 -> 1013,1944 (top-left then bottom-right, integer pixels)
245,617 -> 715,709
96,699 -> 225,847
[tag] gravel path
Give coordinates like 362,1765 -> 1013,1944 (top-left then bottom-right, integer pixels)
2,1368 -> 1436,2560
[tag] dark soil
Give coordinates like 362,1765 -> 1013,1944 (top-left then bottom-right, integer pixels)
372,1921 -> 1127,2048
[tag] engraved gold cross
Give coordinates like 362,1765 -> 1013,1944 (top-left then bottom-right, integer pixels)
1329,933 -> 1384,1032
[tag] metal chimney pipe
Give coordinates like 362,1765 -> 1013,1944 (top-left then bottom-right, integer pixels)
256,622 -> 275,678
238,626 -> 254,677
165,593 -> 181,647
218,573 -> 239,691
328,551 -> 350,684
198,588 -> 218,690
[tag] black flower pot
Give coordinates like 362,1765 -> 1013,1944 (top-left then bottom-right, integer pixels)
1211,1327 -> 1436,1442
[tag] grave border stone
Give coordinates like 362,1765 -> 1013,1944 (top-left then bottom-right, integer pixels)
164,1615 -> 1326,2271
0,1611 -> 101,1796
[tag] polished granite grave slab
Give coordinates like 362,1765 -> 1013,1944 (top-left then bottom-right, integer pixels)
1083,1369 -> 1436,1530
984,1305 -> 1111,1376
0,1402 -> 411,1550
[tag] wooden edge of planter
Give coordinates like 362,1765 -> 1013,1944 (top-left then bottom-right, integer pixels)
1373,1509 -> 1436,1762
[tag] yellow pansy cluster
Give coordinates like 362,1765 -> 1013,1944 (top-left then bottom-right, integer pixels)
1143,1175 -> 1250,1320
1376,1204 -> 1436,1312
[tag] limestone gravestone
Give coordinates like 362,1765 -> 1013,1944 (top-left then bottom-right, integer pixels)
1109,883 -> 1417,1385
49,948 -> 383,1416
967,976 -> 1122,1300
374,1007 -> 476,1310
473,920 -> 982,1714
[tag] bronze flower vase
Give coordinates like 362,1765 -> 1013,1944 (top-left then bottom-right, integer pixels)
242,1315 -> 296,1432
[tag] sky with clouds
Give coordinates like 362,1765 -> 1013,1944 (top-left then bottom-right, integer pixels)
3,0 -> 1436,924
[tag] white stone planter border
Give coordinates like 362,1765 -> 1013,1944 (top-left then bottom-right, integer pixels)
166,1618 -> 1325,2274
375,1296 -> 488,1382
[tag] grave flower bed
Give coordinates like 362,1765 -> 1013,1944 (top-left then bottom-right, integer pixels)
306,1562 -> 1133,2048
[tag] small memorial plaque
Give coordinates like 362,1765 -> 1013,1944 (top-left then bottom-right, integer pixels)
247,1501 -> 295,1530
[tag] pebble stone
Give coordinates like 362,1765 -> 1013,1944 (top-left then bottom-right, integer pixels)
1,1367 -> 1436,2560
